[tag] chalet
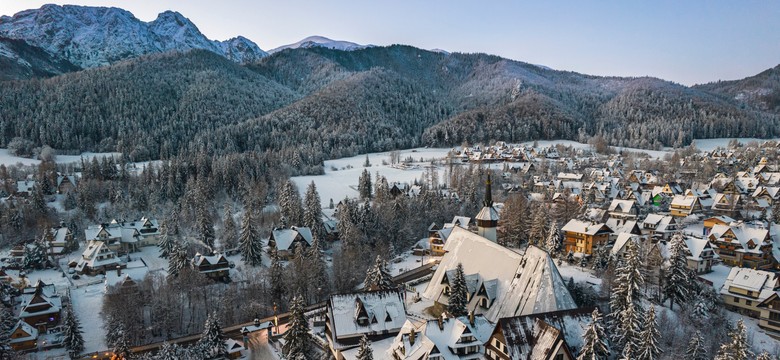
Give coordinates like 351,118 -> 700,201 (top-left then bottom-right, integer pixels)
225,338 -> 245,359
640,214 -> 678,240
561,219 -> 612,255
325,289 -> 407,360
389,314 -> 494,360
84,217 -> 160,254
756,292 -> 780,337
670,195 -> 702,217
708,222 -> 774,269
720,268 -> 779,319
191,253 -> 231,281
56,174 -> 78,193
76,241 -> 125,275
610,233 -> 640,258
658,182 -> 684,196
18,280 -> 61,331
485,307 -> 597,360
752,186 -> 779,205
8,320 -> 38,351
44,225 -> 73,257
711,193 -> 742,217
605,218 -> 641,240
389,182 -> 410,197
683,237 -> 717,274
269,226 -> 313,260
423,227 -> 576,323
607,199 -> 638,220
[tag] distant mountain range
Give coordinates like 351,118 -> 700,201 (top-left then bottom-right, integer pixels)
0,4 -> 777,167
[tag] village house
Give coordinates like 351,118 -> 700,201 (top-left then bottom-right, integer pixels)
670,195 -> 702,217
428,216 -> 470,256
75,241 -> 125,275
15,180 -> 35,197
84,217 -> 160,254
720,267 -> 779,319
8,320 -> 38,351
44,224 -> 73,257
703,215 -> 736,235
423,227 -> 576,323
268,226 -> 313,260
561,219 -> 612,255
708,222 -> 774,269
607,199 -> 638,220
191,253 -> 231,281
683,237 -> 717,274
389,313 -> 494,360
485,307 -> 596,360
756,292 -> 780,337
325,289 -> 407,360
18,280 -> 61,331
711,193 -> 742,218
56,174 -> 78,194
640,214 -> 678,240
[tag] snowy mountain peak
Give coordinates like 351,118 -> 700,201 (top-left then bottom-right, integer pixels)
268,35 -> 371,54
0,4 -> 267,68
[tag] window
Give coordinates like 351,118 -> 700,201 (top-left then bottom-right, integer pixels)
555,355 -> 564,360
734,298 -> 740,304
746,300 -> 752,306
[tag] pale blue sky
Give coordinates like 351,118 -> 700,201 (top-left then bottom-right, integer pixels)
1,0 -> 778,85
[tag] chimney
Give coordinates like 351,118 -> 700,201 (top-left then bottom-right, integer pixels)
469,311 -> 475,326
409,328 -> 416,345
116,265 -> 121,277
437,316 -> 444,331
254,318 -> 260,327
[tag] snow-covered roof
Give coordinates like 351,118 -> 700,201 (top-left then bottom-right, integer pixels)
683,237 -> 715,261
271,226 -> 314,251
19,281 -> 62,319
9,321 -> 38,344
721,267 -> 778,301
611,234 -> 640,256
561,219 -> 611,236
423,227 -> 576,322
605,218 -> 639,235
327,289 -> 406,349
497,307 -> 595,360
390,315 -> 494,360
709,223 -> 770,254
608,199 -> 635,214
475,205 -> 500,222
671,195 -> 698,207
77,240 -> 123,272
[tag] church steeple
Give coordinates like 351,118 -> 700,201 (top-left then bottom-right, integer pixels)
483,173 -> 493,208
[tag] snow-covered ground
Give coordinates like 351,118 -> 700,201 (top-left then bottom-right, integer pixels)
690,137 -> 780,152
556,261 -> 603,290
0,148 -> 120,167
71,283 -> 108,354
699,263 -> 731,293
292,148 -> 452,208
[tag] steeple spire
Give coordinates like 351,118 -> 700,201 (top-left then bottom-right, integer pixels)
484,173 -> 493,208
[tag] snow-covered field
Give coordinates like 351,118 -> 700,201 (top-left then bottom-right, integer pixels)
0,148 -> 120,167
292,148 -> 452,208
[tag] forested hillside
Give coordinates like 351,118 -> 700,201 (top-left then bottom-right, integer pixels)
0,44 -> 778,172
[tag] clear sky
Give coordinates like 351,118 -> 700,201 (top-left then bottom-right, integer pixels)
1,0 -> 778,85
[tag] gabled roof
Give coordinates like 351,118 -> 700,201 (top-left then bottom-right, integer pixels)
271,226 -> 314,251
327,289 -> 406,348
721,267 -> 778,302
608,199 -> 636,214
423,227 -> 576,322
709,223 -> 770,254
561,219 -> 612,236
496,307 -> 596,360
683,237 -> 716,261
9,321 -> 38,344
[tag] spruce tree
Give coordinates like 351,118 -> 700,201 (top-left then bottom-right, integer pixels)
196,201 -> 216,252
109,321 -> 130,360
577,308 -> 610,360
0,307 -> 15,359
23,239 -> 48,269
307,238 -> 330,301
198,312 -> 228,359
168,243 -> 189,278
356,334 -> 374,360
221,205 -> 238,251
756,351 -> 773,360
158,210 -> 178,258
303,181 -> 325,240
364,255 -> 394,291
609,240 -> 644,351
283,295 -> 312,359
591,244 -> 610,273
544,220 -> 560,256
663,233 -> 690,310
63,308 -> 85,359
358,169 -> 372,200
269,247 -> 287,307
685,331 -> 707,360
239,209 -> 262,266
714,319 -> 752,360
529,206 -> 548,246
635,306 -> 661,360
448,263 -> 468,317
279,180 -> 304,226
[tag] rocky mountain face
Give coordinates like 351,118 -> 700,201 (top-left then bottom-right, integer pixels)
268,35 -> 370,54
0,36 -> 79,80
0,4 -> 266,71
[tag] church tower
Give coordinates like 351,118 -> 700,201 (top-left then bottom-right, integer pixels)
475,173 -> 499,242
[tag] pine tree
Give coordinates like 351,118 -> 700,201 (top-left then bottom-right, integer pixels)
306,238 -> 330,301
158,210 -> 178,258
198,312 -> 228,359
529,206 -> 548,246
356,334 -> 374,360
364,255 -> 394,291
109,321 -> 130,360
609,240 -> 644,351
279,180 -> 304,226
283,295 -> 312,359
448,263 -> 468,317
196,201 -> 216,252
544,220 -> 560,256
168,243 -> 189,278
756,351 -> 773,360
499,193 -> 529,247
156,342 -> 182,360
635,306 -> 661,360
63,308 -> 85,358
714,319 -> 753,360
577,308 -> 610,360
221,205 -> 238,251
22,239 -> 48,270
591,244 -> 610,273
303,182 -> 325,240
663,233 -> 690,311
239,209 -> 262,266
685,331 -> 707,360
619,342 -> 633,360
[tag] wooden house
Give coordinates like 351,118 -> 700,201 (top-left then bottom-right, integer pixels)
670,195 -> 702,217
268,226 -> 313,260
708,222 -> 774,269
9,321 -> 38,351
389,314 -> 494,359
757,293 -> 780,337
561,219 -> 612,255
191,253 -> 231,281
19,280 -> 61,331
720,268 -> 779,319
